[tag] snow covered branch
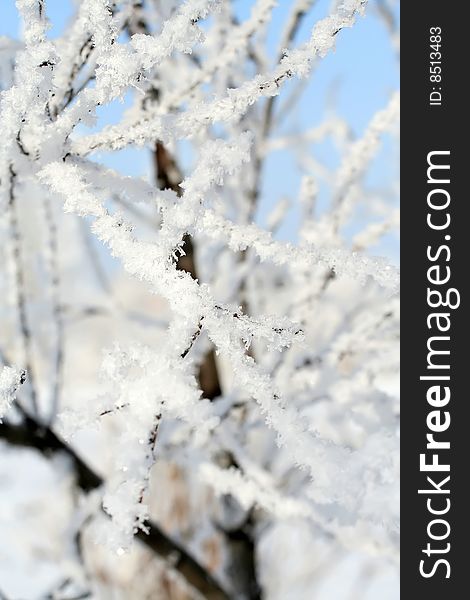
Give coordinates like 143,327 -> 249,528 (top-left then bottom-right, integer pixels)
0,0 -> 399,596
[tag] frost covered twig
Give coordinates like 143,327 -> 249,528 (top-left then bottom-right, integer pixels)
42,194 -> 64,423
7,167 -> 38,414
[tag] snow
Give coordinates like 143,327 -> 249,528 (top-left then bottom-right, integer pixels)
0,0 -> 399,597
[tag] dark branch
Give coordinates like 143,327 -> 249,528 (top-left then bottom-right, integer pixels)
154,142 -> 222,401
0,416 -> 230,600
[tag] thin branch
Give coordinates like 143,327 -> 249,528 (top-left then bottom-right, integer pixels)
99,403 -> 129,417
249,0 -> 316,210
8,166 -> 39,415
43,195 -> 65,424
180,321 -> 203,359
135,410 -> 163,513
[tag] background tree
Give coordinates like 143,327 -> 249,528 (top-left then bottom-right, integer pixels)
0,1 -> 399,598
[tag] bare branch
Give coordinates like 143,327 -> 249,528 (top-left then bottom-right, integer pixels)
7,166 -> 39,415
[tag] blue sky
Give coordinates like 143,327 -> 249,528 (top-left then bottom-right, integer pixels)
1,0 -> 399,259
257,0 -> 399,255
